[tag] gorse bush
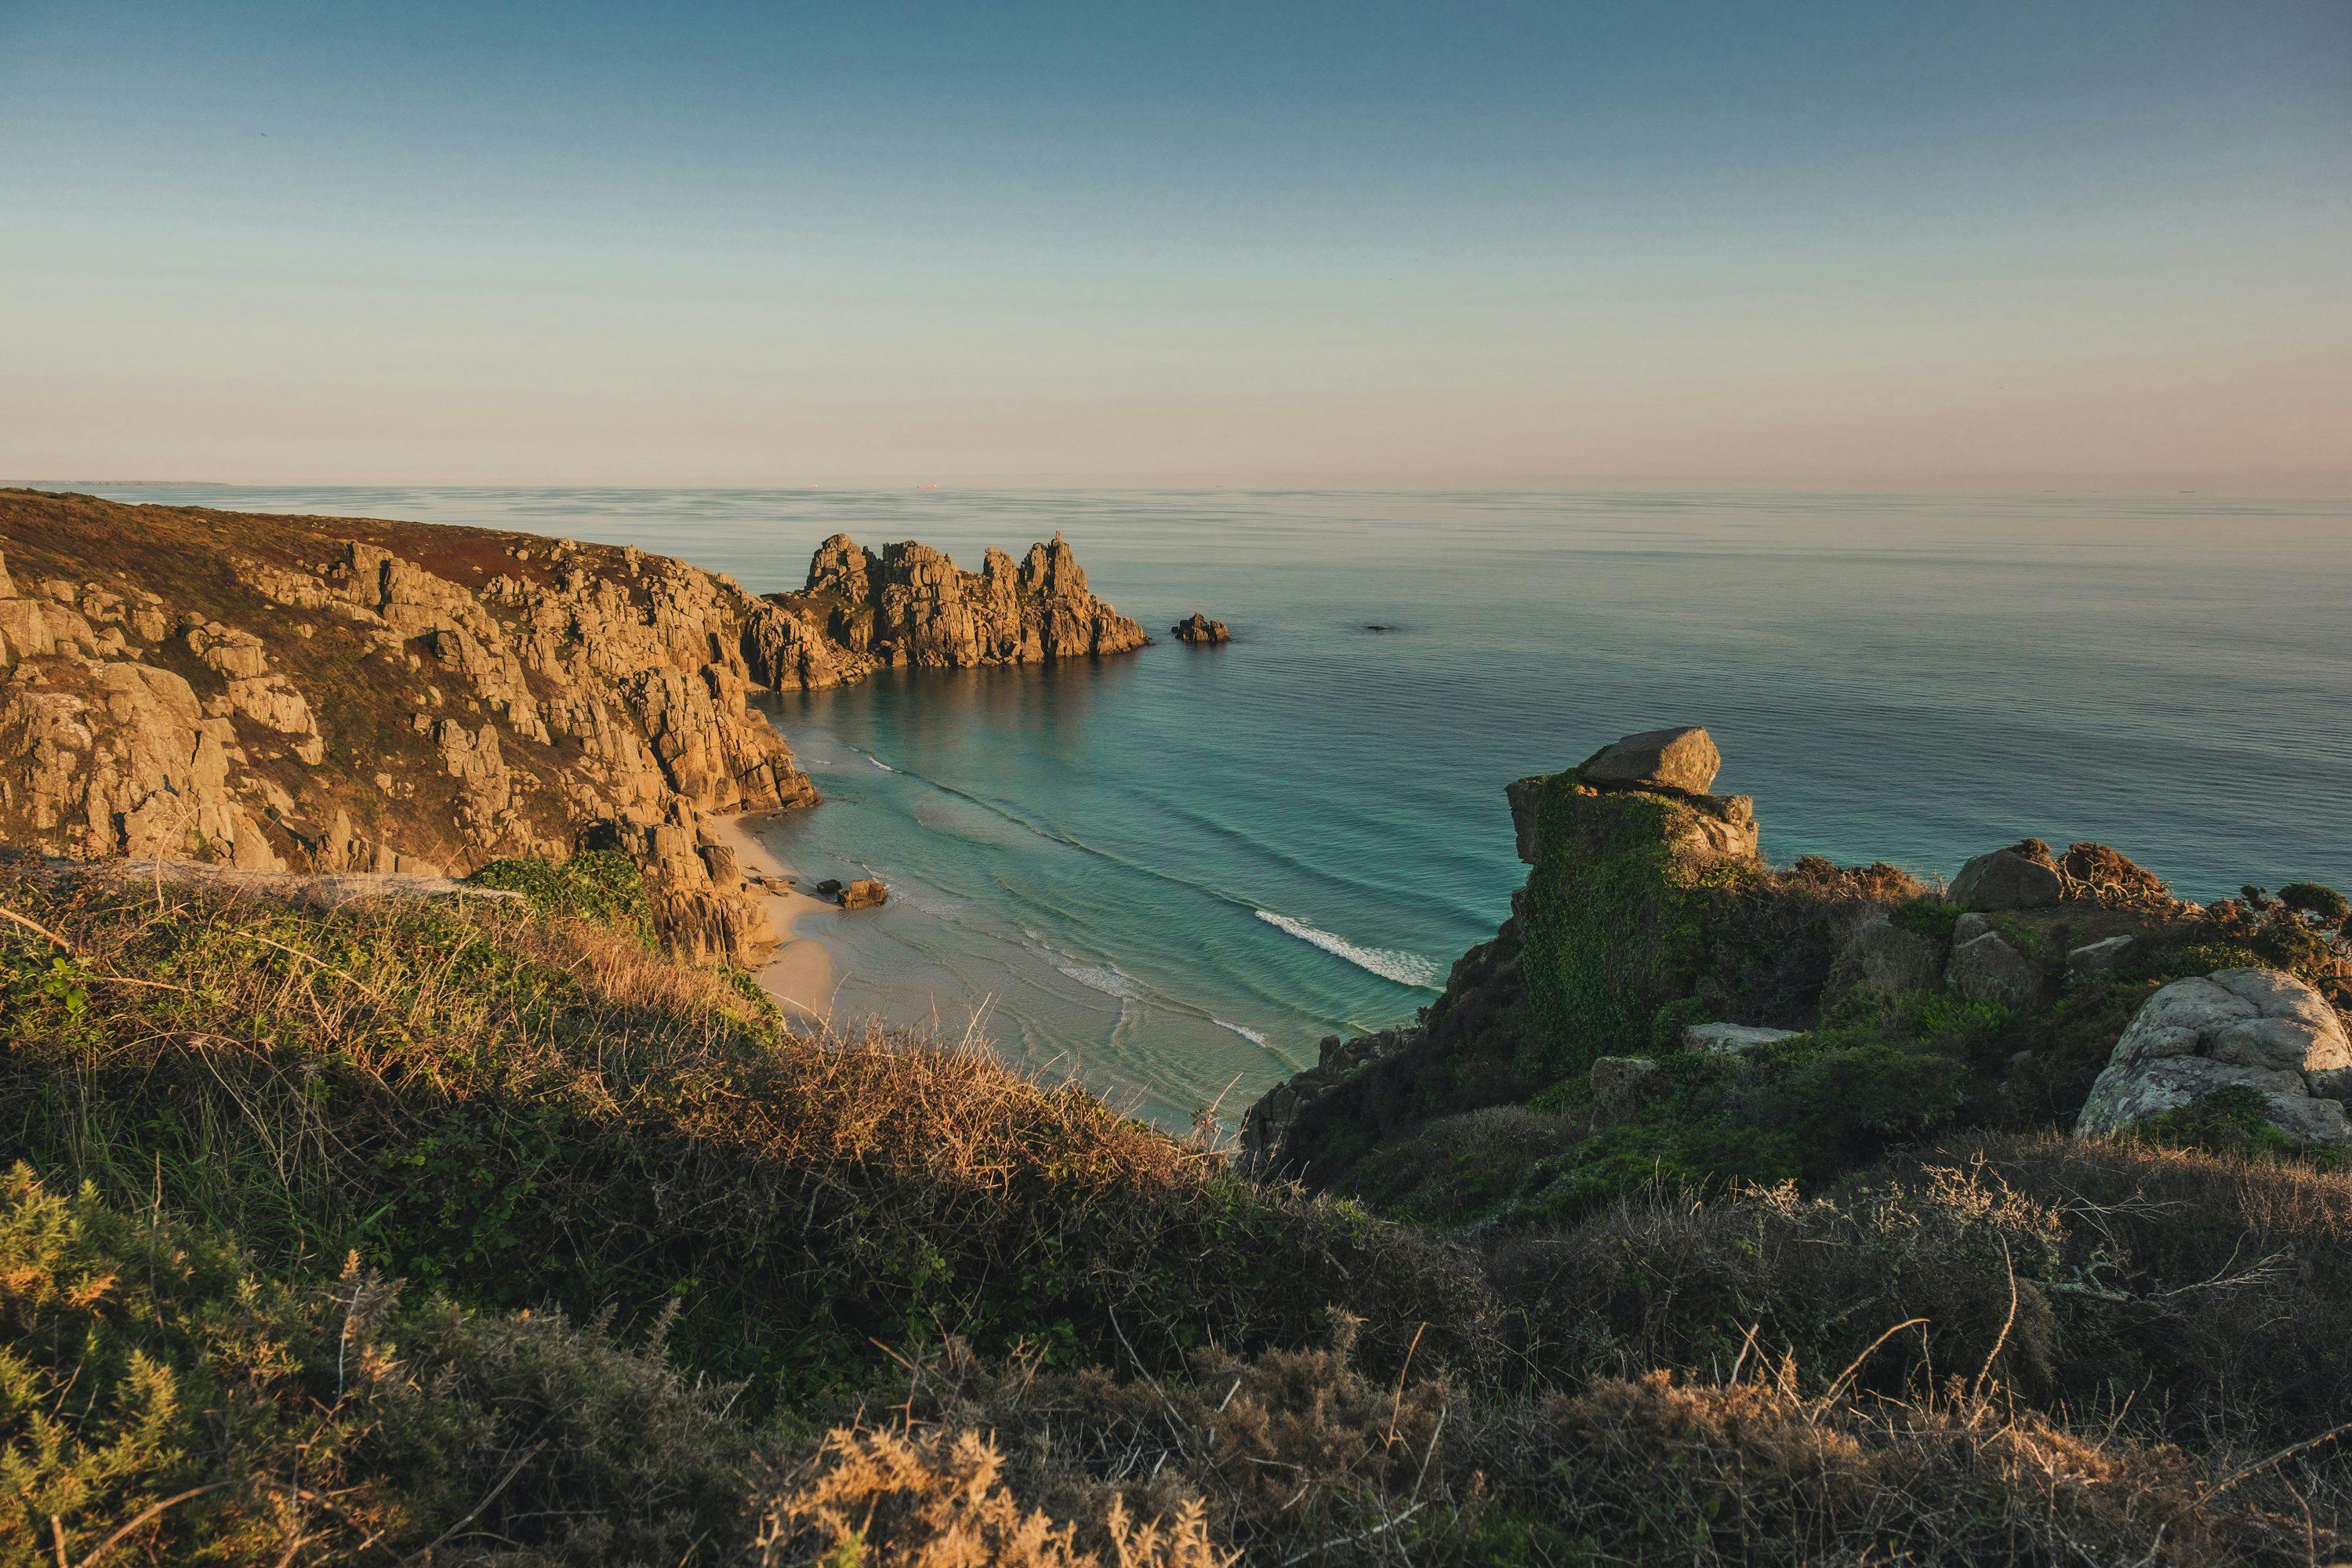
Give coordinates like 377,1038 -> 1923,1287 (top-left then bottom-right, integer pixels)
0,1166 -> 753,1566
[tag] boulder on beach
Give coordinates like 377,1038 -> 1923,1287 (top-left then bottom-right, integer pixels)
1171,612 -> 1230,644
839,877 -> 889,910
1576,725 -> 1722,796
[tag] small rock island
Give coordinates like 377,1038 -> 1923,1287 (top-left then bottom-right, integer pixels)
1171,612 -> 1230,644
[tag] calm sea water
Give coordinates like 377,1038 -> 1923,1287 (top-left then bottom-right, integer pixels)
67,485 -> 2352,1125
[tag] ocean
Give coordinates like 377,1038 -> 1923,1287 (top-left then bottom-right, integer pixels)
68,485 -> 2352,1127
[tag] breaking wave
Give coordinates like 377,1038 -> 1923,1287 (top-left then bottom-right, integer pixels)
1254,910 -> 1442,989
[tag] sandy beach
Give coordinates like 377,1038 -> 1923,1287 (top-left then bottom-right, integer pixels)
712,813 -> 840,1023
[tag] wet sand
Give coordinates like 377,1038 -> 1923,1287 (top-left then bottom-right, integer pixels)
711,813 -> 839,1022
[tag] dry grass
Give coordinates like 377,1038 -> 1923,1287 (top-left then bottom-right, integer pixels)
752,1423 -> 1231,1567
0,873 -> 1499,1406
12,874 -> 2352,1561
769,1313 -> 2343,1566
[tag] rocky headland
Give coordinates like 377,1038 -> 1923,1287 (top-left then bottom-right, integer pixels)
0,488 -> 815,960
1244,724 -> 2352,1216
743,531 -> 1147,691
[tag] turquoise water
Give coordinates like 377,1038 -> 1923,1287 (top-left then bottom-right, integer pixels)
67,485 -> 2352,1125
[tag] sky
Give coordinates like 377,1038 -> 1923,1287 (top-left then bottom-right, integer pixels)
2,1 -> 2347,487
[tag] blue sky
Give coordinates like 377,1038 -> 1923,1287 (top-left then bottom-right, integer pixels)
2,1 -> 2347,485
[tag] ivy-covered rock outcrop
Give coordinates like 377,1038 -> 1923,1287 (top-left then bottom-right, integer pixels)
1245,725 -> 2352,1226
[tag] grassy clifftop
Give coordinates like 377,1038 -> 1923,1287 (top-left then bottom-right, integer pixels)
8,862 -> 2352,1563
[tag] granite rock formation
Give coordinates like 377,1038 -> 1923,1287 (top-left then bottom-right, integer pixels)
745,532 -> 1147,691
0,489 -> 815,961
1240,722 -> 2350,1195
1576,724 -> 1723,795
1171,612 -> 1230,644
2078,968 -> 2352,1148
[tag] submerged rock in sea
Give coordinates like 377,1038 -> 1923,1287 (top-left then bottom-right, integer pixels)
1172,612 -> 1230,644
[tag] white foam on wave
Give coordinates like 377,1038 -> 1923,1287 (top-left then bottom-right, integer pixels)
1215,1019 -> 1268,1047
865,753 -> 896,772
1053,960 -> 1149,1001
1255,910 -> 1442,989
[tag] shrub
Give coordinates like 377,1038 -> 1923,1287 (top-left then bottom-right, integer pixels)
2279,880 -> 2352,930
750,1423 -> 1228,1567
2122,1084 -> 2345,1168
467,849 -> 657,942
0,1166 -> 753,1566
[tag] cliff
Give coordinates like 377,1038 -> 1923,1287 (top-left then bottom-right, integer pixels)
1246,724 -> 2352,1225
0,488 -> 814,960
743,531 -> 1148,691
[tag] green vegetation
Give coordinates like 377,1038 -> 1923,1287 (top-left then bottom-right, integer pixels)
7,849 -> 2352,1560
2125,1085 -> 2347,1169
467,849 -> 659,943
1515,779 -> 1731,1083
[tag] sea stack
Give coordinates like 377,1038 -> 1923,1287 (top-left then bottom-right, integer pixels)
1172,612 -> 1230,644
746,532 -> 1147,691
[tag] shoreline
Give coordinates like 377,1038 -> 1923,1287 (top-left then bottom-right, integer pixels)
712,812 -> 839,1022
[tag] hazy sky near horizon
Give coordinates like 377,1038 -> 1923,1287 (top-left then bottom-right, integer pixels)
2,2 -> 2347,487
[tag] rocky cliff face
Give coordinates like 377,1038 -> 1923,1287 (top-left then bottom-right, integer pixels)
1243,725 -> 2352,1213
743,532 -> 1147,691
0,489 -> 815,960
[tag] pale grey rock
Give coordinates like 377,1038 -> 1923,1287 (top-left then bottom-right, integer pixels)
1592,1055 -> 1665,1130
2077,968 -> 2352,1149
1831,914 -> 1945,1001
2067,935 -> 2136,975
2078,1056 -> 2310,1138
1682,1022 -> 1798,1054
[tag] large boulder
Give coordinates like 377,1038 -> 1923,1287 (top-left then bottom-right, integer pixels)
1949,846 -> 2065,912
1947,930 -> 2042,1010
2077,968 -> 2352,1146
1577,725 -> 1721,795
1171,612 -> 1230,644
1590,1055 -> 1665,1130
1829,914 -> 1946,1003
